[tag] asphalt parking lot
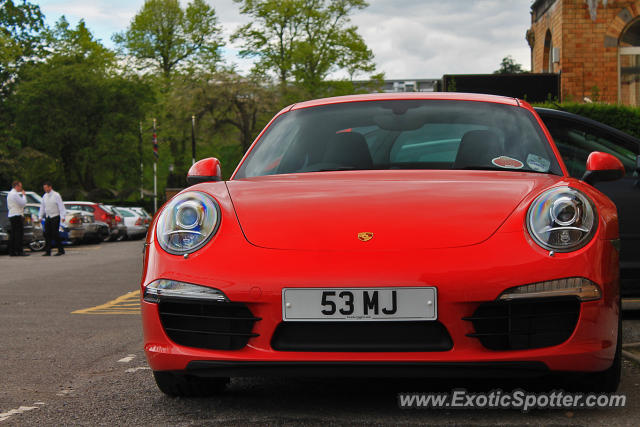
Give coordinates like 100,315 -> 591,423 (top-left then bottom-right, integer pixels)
2,241 -> 640,425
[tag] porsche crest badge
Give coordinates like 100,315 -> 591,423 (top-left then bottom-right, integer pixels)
358,232 -> 374,242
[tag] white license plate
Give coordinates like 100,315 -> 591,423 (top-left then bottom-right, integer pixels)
282,287 -> 437,321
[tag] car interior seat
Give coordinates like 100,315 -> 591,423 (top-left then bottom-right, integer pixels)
322,132 -> 373,169
453,129 -> 504,169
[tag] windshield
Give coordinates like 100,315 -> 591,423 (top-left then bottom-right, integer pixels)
235,100 -> 562,178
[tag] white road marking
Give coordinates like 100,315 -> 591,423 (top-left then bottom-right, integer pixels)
118,354 -> 136,363
125,366 -> 151,373
0,405 -> 40,422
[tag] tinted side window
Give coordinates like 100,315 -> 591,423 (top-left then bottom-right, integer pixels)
544,117 -> 638,178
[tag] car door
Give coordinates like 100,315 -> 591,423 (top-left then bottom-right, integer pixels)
539,111 -> 640,296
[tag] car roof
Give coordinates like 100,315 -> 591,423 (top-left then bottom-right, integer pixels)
289,92 -> 521,111
534,107 -> 640,146
65,201 -> 97,205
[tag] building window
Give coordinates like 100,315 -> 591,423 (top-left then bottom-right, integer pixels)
619,19 -> 640,106
543,31 -> 553,73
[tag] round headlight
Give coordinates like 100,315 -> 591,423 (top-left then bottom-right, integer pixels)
156,191 -> 220,254
526,186 -> 597,252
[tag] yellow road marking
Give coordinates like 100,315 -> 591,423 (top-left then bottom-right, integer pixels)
72,290 -> 140,315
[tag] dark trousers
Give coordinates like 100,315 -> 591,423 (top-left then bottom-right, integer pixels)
9,215 -> 24,255
44,216 -> 64,254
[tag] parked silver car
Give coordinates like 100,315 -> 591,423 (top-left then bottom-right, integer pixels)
24,203 -> 45,251
102,205 -> 127,241
113,207 -> 147,240
65,209 -> 103,244
128,207 -> 152,228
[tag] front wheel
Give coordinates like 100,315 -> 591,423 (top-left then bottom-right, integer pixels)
30,240 -> 46,252
153,371 -> 229,397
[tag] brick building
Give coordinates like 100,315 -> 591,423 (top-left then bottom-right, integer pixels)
529,0 -> 640,105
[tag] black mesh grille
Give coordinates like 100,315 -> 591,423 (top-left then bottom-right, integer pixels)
271,321 -> 453,352
463,297 -> 580,351
158,299 -> 260,350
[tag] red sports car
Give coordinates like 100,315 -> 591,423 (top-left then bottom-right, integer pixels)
141,93 -> 625,396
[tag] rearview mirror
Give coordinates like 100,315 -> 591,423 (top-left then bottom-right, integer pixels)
186,158 -> 222,185
581,152 -> 625,185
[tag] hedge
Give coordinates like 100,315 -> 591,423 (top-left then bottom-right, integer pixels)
532,102 -> 640,140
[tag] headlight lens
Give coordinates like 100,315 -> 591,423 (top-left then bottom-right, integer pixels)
527,186 -> 597,252
156,191 -> 220,254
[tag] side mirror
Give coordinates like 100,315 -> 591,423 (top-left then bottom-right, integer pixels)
581,151 -> 625,185
186,158 -> 222,185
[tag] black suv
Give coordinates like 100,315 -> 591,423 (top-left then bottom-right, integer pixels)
536,107 -> 640,297
0,194 -> 35,253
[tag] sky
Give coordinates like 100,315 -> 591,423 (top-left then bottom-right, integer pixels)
35,0 -> 534,79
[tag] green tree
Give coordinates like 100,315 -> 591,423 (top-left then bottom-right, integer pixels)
232,0 -> 303,86
172,69 -> 278,154
232,0 -> 377,96
0,0 -> 45,187
494,55 -> 525,74
0,0 -> 44,97
113,0 -> 224,79
13,18 -> 153,193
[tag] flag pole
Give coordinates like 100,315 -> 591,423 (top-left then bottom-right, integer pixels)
153,118 -> 158,213
139,121 -> 143,200
191,115 -> 196,165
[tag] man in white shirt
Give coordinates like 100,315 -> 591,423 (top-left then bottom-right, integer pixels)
7,180 -> 29,256
38,181 -> 66,256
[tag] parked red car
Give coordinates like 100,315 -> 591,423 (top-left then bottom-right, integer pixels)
64,201 -> 121,241
141,93 -> 623,397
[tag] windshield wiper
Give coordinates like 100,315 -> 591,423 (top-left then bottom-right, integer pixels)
304,166 -> 361,172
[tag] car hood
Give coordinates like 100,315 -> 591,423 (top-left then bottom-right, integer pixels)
226,170 -> 560,250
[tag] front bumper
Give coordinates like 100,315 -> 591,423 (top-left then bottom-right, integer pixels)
68,227 -> 85,240
142,231 -> 619,376
126,225 -> 147,238
181,360 -> 548,379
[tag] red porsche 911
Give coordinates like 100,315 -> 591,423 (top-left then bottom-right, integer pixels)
141,93 -> 624,397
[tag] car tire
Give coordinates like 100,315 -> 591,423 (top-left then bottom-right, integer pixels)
30,240 -> 46,252
153,371 -> 229,397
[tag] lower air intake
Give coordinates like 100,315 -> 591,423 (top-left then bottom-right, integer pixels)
464,297 -> 580,350
158,299 -> 259,350
271,321 -> 452,352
